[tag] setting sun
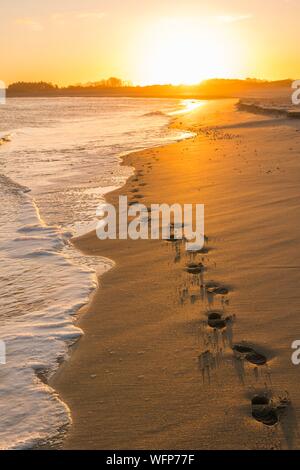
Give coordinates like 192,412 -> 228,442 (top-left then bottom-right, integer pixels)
135,18 -> 241,85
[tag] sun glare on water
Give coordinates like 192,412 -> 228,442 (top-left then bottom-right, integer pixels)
137,18 -> 241,85
169,99 -> 205,115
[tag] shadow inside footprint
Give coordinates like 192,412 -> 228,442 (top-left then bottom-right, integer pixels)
245,351 -> 267,365
166,234 -> 184,243
207,311 -> 227,329
185,262 -> 205,274
233,344 -> 253,354
233,344 -> 267,365
193,246 -> 210,254
208,286 -> 229,295
205,282 -> 229,296
251,395 -> 278,426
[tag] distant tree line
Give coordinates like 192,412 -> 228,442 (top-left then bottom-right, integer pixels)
77,77 -> 132,88
8,81 -> 58,92
8,77 -> 131,92
6,78 -> 293,97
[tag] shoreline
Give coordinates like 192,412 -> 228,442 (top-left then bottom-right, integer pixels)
51,98 -> 300,449
48,105 -> 200,449
32,101 -> 197,450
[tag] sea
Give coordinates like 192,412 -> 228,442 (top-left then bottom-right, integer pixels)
0,96 -> 196,449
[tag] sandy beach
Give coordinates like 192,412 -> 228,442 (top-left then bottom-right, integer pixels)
51,98 -> 300,450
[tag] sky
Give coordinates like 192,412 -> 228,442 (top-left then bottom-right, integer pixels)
1,0 -> 300,86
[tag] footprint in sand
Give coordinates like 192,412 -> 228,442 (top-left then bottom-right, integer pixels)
185,262 -> 205,274
233,343 -> 267,365
166,234 -> 185,243
207,311 -> 228,330
251,395 -> 278,426
206,310 -> 235,332
208,312 -> 227,329
205,282 -> 230,296
251,393 -> 290,427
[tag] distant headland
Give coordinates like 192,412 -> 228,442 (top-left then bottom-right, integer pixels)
6,77 -> 293,99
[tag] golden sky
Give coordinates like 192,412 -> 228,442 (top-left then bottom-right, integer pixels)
2,0 -> 300,85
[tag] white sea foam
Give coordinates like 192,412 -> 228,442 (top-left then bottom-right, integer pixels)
0,97 -> 196,449
0,191 -> 99,449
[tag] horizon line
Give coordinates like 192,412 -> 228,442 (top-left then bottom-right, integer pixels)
5,77 -> 296,89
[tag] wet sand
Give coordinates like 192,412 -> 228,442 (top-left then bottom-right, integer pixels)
51,99 -> 300,449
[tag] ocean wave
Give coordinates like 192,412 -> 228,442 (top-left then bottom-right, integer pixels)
0,193 -> 98,450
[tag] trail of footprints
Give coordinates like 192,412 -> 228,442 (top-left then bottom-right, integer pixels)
165,226 -> 291,430
129,161 -> 291,433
